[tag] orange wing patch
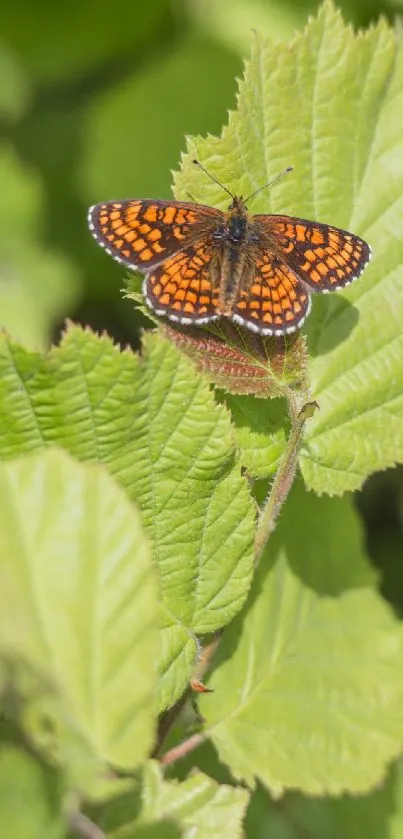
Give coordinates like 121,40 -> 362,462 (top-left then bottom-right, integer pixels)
232,253 -> 311,335
145,243 -> 220,324
255,215 -> 371,292
89,190 -> 371,337
88,199 -> 222,271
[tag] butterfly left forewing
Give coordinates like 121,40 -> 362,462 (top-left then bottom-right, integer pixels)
88,199 -> 223,271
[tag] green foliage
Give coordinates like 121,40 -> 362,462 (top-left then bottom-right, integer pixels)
220,394 -> 288,477
200,487 -> 403,795
1,2 -> 403,838
175,2 -> 403,495
0,326 -> 255,709
80,32 -> 240,204
245,765 -> 403,839
0,746 -> 65,839
1,1 -> 169,83
0,46 -> 30,122
100,760 -> 249,839
0,448 -> 159,786
0,147 -> 79,349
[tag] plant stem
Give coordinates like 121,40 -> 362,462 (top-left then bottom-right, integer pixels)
160,732 -> 205,766
254,398 -> 317,559
68,811 -> 107,839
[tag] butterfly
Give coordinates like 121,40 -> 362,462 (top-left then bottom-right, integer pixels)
88,163 -> 371,336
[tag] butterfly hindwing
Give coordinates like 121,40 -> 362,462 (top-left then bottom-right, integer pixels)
232,252 -> 311,335
145,241 -> 220,324
88,192 -> 371,336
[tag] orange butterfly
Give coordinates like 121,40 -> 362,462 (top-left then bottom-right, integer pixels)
88,163 -> 371,336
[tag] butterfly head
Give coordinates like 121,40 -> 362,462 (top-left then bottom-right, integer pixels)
227,195 -> 248,213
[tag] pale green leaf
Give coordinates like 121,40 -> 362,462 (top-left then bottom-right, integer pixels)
0,746 -> 65,839
0,448 -> 159,776
200,488 -> 403,795
142,762 -> 249,839
160,616 -> 196,712
188,0 -> 306,54
300,8 -> 403,493
265,480 -> 378,595
0,326 -> 255,709
174,2 -> 403,494
120,823 -> 182,839
103,760 -> 249,839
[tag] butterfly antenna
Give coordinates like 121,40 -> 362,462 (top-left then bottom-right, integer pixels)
193,159 -> 234,200
245,165 -> 294,204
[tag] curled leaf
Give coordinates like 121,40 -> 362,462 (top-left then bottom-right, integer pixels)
163,320 -> 308,399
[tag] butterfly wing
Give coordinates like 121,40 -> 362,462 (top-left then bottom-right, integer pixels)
88,199 -> 222,271
145,241 -> 220,324
253,215 -> 371,292
231,252 -> 311,336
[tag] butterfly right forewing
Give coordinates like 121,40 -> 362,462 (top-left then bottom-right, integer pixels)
253,214 -> 371,293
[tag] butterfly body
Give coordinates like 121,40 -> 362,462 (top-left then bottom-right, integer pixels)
209,200 -> 252,316
88,191 -> 371,336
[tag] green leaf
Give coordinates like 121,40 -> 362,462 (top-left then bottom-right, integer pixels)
102,760 -> 249,839
0,746 -> 65,839
125,274 -> 160,326
301,7 -> 403,493
188,0 -> 308,55
142,762 -> 249,839
245,763 -> 401,839
119,823 -> 182,839
199,487 -> 403,796
220,396 -> 288,479
0,326 -> 255,709
265,480 -> 378,595
0,448 -> 159,778
174,2 -> 403,494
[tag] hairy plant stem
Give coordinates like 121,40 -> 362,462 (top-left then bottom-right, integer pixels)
68,810 -> 107,839
160,732 -> 206,766
254,394 -> 317,560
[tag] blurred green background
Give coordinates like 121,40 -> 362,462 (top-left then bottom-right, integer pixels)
1,0 -> 402,601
